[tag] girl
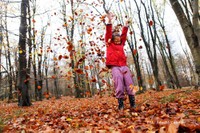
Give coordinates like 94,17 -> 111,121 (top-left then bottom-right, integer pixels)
105,12 -> 136,110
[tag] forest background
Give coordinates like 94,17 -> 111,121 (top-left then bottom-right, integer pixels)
0,0 -> 199,105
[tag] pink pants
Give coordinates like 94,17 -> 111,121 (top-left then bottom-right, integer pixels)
111,66 -> 135,99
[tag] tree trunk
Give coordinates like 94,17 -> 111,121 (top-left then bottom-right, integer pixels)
169,0 -> 200,87
53,54 -> 60,99
4,5 -> 14,100
18,0 -> 31,106
0,10 -> 3,97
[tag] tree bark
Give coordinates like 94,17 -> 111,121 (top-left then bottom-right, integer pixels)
169,0 -> 200,87
18,0 -> 31,106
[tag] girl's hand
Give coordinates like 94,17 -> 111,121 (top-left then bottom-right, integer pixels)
125,18 -> 132,27
107,12 -> 115,23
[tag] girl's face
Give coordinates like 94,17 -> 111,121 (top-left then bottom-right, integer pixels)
113,36 -> 121,45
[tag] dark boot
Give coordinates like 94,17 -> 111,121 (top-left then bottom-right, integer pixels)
129,95 -> 135,108
118,98 -> 124,110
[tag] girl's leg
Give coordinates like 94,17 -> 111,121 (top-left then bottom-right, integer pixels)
122,66 -> 136,108
122,66 -> 135,95
111,67 -> 125,99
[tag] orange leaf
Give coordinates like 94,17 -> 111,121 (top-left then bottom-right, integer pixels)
63,55 -> 69,59
37,86 -> 42,90
90,77 -> 97,82
69,16 -> 74,20
89,65 -> 94,69
87,27 -> 93,34
32,19 -> 36,23
102,79 -> 107,84
58,55 -> 62,60
159,85 -> 165,91
133,49 -> 137,55
63,23 -> 68,27
74,68 -> 84,74
84,65 -> 90,70
67,45 -> 73,52
53,57 -> 57,61
52,75 -> 56,79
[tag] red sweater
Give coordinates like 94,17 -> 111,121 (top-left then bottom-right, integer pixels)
105,24 -> 128,68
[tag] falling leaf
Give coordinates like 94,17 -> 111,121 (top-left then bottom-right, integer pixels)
129,31 -> 133,35
138,45 -> 143,49
100,15 -> 106,22
159,85 -> 165,91
149,20 -> 153,26
84,65 -> 90,70
53,57 -> 57,61
69,16 -> 74,21
67,45 -> 73,52
76,56 -> 86,67
90,77 -> 97,82
133,49 -> 137,55
37,86 -> 42,90
19,50 -> 23,54
63,23 -> 68,27
32,19 -> 36,23
87,27 -> 93,34
58,55 -> 62,60
102,79 -> 107,84
52,75 -> 56,79
63,55 -> 69,59
74,68 -> 84,74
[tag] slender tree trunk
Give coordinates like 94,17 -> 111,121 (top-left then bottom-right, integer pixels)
44,40 -> 51,98
26,0 -> 33,100
4,5 -> 14,101
37,27 -> 46,101
53,57 -> 60,99
18,0 -> 31,106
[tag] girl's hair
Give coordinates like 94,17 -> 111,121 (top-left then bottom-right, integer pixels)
112,25 -> 121,40
112,31 -> 120,40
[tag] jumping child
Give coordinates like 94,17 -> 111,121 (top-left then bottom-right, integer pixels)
105,12 -> 136,110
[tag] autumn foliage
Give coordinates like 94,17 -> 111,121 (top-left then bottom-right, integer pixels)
0,88 -> 199,132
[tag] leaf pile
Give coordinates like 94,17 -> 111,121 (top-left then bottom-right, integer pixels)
0,88 -> 200,132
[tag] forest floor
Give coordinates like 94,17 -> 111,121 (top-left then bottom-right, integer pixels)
0,87 -> 200,133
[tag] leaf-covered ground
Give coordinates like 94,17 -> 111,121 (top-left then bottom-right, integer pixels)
0,88 -> 200,133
